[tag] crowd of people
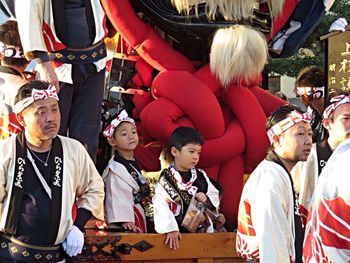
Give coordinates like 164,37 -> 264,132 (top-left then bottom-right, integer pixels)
0,2 -> 349,263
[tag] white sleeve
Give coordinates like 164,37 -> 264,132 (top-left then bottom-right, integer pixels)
201,170 -> 220,210
294,146 -> 318,219
252,171 -> 293,263
75,143 -> 104,221
152,183 -> 179,233
103,169 -> 135,224
15,0 -> 48,53
0,143 -> 7,206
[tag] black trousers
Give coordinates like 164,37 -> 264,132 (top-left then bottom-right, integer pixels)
58,64 -> 105,162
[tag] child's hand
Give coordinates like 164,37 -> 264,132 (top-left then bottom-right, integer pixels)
195,192 -> 207,203
165,231 -> 182,250
122,222 -> 142,233
215,213 -> 226,229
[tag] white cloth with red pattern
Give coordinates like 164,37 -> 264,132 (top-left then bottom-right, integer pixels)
153,167 -> 219,234
14,0 -> 107,84
0,71 -> 25,139
303,138 -> 350,262
236,160 -> 297,263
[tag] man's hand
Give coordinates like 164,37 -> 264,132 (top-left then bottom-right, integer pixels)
36,61 -> 60,92
62,225 -> 84,257
165,231 -> 181,250
329,18 -> 348,32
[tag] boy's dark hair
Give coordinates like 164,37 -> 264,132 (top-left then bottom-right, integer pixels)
0,20 -> 27,68
324,89 -> 350,122
165,126 -> 204,160
15,80 -> 50,104
295,66 -> 325,88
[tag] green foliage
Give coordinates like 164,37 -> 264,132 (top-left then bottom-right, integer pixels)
269,0 -> 350,77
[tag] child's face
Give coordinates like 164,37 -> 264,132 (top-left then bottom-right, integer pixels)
171,143 -> 202,172
108,122 -> 139,152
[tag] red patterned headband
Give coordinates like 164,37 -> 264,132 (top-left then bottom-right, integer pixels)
323,95 -> 350,119
13,85 -> 59,113
267,110 -> 311,144
103,110 -> 136,138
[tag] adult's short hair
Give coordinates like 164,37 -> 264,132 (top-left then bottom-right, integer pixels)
295,66 -> 325,88
15,80 -> 50,104
265,104 -> 304,132
0,20 -> 27,67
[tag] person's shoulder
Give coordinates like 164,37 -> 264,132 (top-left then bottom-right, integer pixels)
251,160 -> 289,184
58,135 -> 84,148
0,134 -> 17,147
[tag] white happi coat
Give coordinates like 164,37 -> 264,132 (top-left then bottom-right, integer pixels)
0,135 -> 104,245
236,160 -> 297,263
0,71 -> 26,139
14,0 -> 107,84
102,159 -> 146,228
292,144 -> 318,224
153,168 -> 219,234
303,138 -> 350,262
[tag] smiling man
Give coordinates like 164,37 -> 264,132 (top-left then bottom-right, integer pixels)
0,80 -> 104,262
236,104 -> 313,263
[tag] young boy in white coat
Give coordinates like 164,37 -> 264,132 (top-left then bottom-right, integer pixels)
153,126 -> 219,250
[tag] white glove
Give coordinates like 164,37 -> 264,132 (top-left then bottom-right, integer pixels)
329,18 -> 348,32
62,225 -> 84,257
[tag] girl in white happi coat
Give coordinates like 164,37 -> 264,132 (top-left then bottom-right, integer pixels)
102,110 -> 151,233
153,126 -> 220,250
236,105 -> 313,263
303,138 -> 350,262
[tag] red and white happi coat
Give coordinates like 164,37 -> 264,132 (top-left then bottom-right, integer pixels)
303,138 -> 350,262
0,72 -> 25,139
14,0 -> 108,84
102,159 -> 147,232
236,160 -> 297,263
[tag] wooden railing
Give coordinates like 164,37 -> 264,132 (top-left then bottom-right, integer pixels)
71,230 -> 245,263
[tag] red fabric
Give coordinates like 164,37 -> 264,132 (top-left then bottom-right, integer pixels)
42,22 -> 66,52
0,113 -> 22,140
103,0 -> 285,223
101,0 -> 195,72
266,0 -> 299,42
133,206 -> 146,233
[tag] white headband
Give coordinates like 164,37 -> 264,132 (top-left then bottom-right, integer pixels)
0,41 -> 23,58
323,95 -> 350,119
13,85 -> 59,113
267,110 -> 311,144
103,110 -> 136,138
296,86 -> 325,99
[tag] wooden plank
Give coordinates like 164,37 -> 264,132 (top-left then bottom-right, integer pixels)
115,232 -> 237,261
72,231 -> 245,262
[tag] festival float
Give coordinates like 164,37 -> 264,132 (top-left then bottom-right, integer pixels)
72,0 -> 333,261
